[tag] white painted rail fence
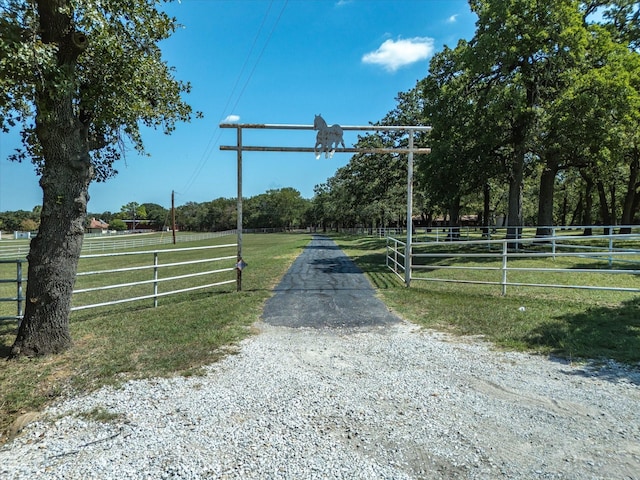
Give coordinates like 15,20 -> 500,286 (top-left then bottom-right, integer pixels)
387,231 -> 640,294
0,243 -> 237,323
71,244 -> 237,312
0,230 -> 237,260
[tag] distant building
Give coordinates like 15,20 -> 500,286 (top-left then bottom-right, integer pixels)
123,219 -> 154,232
87,217 -> 109,234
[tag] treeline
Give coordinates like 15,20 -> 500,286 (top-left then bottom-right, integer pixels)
314,0 -> 640,236
91,188 -> 311,232
0,188 -> 314,232
0,188 -> 311,233
0,208 -> 41,233
168,188 -> 311,232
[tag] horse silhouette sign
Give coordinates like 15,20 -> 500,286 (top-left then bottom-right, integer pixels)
313,115 -> 345,159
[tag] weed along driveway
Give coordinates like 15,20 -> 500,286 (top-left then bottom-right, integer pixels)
261,235 -> 399,329
1,237 -> 640,479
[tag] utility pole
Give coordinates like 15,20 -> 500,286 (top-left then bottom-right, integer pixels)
171,190 -> 176,244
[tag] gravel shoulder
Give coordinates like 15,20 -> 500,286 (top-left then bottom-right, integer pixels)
1,236 -> 639,479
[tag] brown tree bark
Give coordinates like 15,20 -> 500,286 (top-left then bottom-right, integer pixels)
596,181 -> 614,235
10,1 -> 92,357
506,152 -> 524,242
482,182 -> 491,236
579,171 -> 594,235
447,195 -> 462,240
536,162 -> 558,237
620,153 -> 639,234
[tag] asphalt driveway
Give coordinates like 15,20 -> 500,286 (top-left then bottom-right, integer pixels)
261,235 -> 400,329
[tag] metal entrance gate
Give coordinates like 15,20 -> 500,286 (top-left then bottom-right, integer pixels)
219,120 -> 432,289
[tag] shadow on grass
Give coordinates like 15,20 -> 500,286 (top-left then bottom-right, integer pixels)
524,297 -> 640,381
570,261 -> 640,272
0,320 -> 18,359
353,252 -> 390,273
328,234 -> 387,252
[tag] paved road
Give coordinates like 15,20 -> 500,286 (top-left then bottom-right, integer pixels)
261,235 -> 400,329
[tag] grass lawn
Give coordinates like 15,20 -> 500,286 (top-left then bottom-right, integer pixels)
0,233 -> 309,440
1,231 -> 639,441
331,233 -> 640,365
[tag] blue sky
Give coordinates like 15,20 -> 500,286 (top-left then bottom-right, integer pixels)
0,0 -> 478,214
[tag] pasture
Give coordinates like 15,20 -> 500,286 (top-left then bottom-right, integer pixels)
0,233 -> 309,440
1,231 -> 639,442
332,233 -> 640,365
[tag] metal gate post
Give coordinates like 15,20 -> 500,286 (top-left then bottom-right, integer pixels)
17,260 -> 24,325
153,252 -> 159,307
236,126 -> 243,292
501,241 -> 508,296
405,129 -> 414,287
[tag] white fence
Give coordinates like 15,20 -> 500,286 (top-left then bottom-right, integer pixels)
0,242 -> 238,323
71,244 -> 237,312
387,229 -> 640,294
0,230 -> 237,260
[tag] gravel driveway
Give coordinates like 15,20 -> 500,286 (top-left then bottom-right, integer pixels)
1,236 -> 639,479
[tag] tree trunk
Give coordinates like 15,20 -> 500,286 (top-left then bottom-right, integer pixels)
536,162 -> 558,237
580,171 -> 594,235
12,157 -> 92,356
10,1 -> 92,357
448,196 -> 461,240
596,181 -> 613,235
570,192 -> 582,227
506,152 -> 524,242
482,182 -> 491,236
620,154 -> 639,234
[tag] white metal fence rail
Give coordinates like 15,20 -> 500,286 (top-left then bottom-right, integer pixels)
0,230 -> 237,260
71,244 -> 237,312
0,244 -> 237,323
387,232 -> 640,294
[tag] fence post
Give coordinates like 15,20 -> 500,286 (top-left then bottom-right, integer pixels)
17,260 -> 24,326
153,252 -> 159,308
501,240 -> 508,296
404,129 -> 414,287
608,231 -> 614,268
385,237 -> 389,268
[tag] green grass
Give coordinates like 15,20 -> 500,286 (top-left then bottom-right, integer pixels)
2,230 -> 639,442
331,233 -> 640,365
0,233 -> 309,440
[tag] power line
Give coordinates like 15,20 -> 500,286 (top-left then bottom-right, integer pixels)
180,0 -> 288,196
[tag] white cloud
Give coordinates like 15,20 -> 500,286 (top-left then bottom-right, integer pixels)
223,114 -> 240,122
447,14 -> 459,23
362,37 -> 435,72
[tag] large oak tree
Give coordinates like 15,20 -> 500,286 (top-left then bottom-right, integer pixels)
1,0 -> 196,356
